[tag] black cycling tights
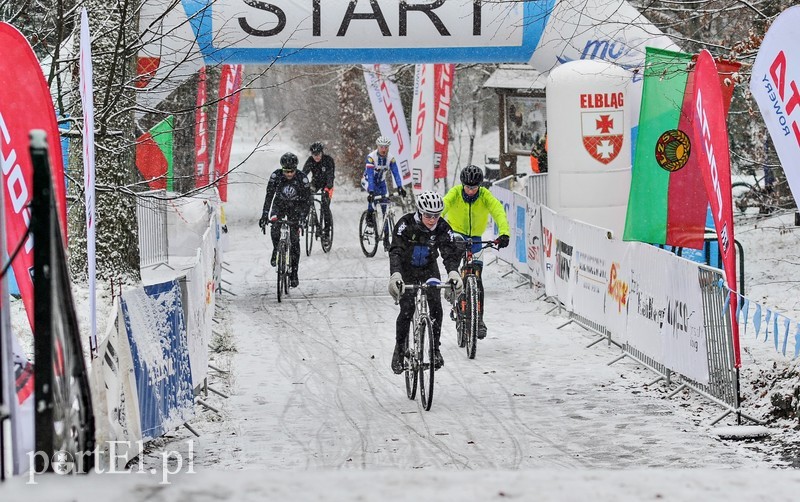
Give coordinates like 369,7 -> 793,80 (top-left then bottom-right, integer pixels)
396,288 -> 442,348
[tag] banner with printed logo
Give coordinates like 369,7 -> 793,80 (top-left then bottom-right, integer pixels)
195,66 -> 211,188
540,206 -> 558,298
662,257 -> 709,384
363,64 -> 412,186
80,8 -> 98,354
411,64 -> 435,193
213,64 -> 243,202
626,243 -> 670,360
433,64 -> 454,180
571,220 -> 614,327
526,202 -> 544,286
120,280 -> 194,440
749,6 -> 800,212
691,50 -> 740,367
0,22 -> 68,331
513,192 -> 528,268
604,239 -> 631,340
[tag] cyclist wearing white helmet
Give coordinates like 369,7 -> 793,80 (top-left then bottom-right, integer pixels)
363,135 -> 407,246
387,191 -> 462,374
442,165 -> 511,339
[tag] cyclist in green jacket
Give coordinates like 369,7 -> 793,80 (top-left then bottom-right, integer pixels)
442,165 -> 511,339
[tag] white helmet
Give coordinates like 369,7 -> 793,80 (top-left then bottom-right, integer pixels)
376,135 -> 391,147
415,191 -> 444,215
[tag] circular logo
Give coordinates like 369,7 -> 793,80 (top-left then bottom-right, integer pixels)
52,451 -> 75,475
655,129 -> 691,172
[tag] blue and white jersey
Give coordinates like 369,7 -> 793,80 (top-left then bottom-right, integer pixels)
364,149 -> 403,192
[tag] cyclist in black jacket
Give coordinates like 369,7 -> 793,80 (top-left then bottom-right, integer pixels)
302,142 -> 336,235
388,191 -> 463,374
259,152 -> 312,288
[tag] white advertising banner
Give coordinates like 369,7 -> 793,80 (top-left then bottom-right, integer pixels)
661,258 -> 709,384
604,238 -> 632,340
571,220 -> 614,327
552,212 -> 576,311
489,184 -> 514,262
626,243 -> 670,361
363,64 -> 412,186
526,202 -> 544,286
80,8 -> 97,355
540,206 -> 558,298
411,64 -> 435,193
749,5 -> 800,209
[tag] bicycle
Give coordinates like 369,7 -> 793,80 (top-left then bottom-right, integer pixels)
264,217 -> 298,302
305,192 -> 334,255
450,237 -> 496,359
396,278 -> 452,411
359,196 -> 396,257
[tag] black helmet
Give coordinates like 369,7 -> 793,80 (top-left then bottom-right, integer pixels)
280,152 -> 298,170
310,142 -> 324,154
460,165 -> 484,186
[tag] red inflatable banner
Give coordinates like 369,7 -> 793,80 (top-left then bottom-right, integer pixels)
0,22 -> 68,329
691,50 -> 740,367
433,64 -> 454,180
195,67 -> 210,188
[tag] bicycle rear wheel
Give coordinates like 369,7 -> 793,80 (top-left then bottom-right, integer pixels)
418,316 -> 435,411
321,205 -> 333,253
465,275 -> 479,359
305,211 -> 316,256
404,329 -> 417,400
359,210 -> 378,257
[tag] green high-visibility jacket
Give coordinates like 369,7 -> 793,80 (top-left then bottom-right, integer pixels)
442,185 -> 510,238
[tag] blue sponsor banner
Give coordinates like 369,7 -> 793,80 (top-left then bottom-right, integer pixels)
121,280 -> 194,440
516,203 -> 527,264
58,117 -> 70,190
182,0 -> 554,64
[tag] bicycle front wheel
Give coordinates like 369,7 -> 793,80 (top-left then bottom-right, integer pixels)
359,210 -> 378,257
418,315 -> 435,411
276,244 -> 287,303
305,211 -> 316,256
456,292 -> 466,348
321,205 -> 333,253
404,328 -> 417,401
465,275 -> 479,359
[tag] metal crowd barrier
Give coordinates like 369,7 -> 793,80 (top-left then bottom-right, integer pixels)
525,173 -> 548,206
135,189 -> 169,268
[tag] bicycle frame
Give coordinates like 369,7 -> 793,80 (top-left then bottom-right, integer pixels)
372,196 -> 395,241
270,217 -> 298,302
451,239 -> 495,359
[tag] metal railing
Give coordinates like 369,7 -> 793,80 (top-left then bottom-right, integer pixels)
525,173 -> 548,206
135,189 -> 169,268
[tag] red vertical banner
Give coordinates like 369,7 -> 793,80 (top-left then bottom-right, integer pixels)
195,67 -> 210,188
691,50 -> 740,367
433,64 -> 454,180
0,22 -> 69,329
214,64 -> 243,201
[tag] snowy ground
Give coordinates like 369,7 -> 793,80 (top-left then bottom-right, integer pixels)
5,128 -> 800,499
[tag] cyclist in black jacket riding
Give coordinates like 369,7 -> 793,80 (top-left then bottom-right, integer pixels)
302,142 -> 335,235
259,152 -> 312,288
387,191 -> 463,374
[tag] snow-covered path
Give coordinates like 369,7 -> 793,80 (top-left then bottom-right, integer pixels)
209,192 -> 767,472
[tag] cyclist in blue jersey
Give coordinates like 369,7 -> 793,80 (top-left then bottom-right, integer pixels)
363,136 -> 407,237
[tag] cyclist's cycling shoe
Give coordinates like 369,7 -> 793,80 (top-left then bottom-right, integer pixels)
270,251 -> 277,267
290,271 -> 299,288
478,319 -> 487,339
434,349 -> 444,370
391,344 -> 404,374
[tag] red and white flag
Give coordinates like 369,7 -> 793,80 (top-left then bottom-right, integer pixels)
363,64 -> 412,187
691,50 -> 740,367
213,64 -> 243,202
433,64 -> 454,180
411,64 -> 435,193
749,5 -> 800,209
195,67 -> 210,188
